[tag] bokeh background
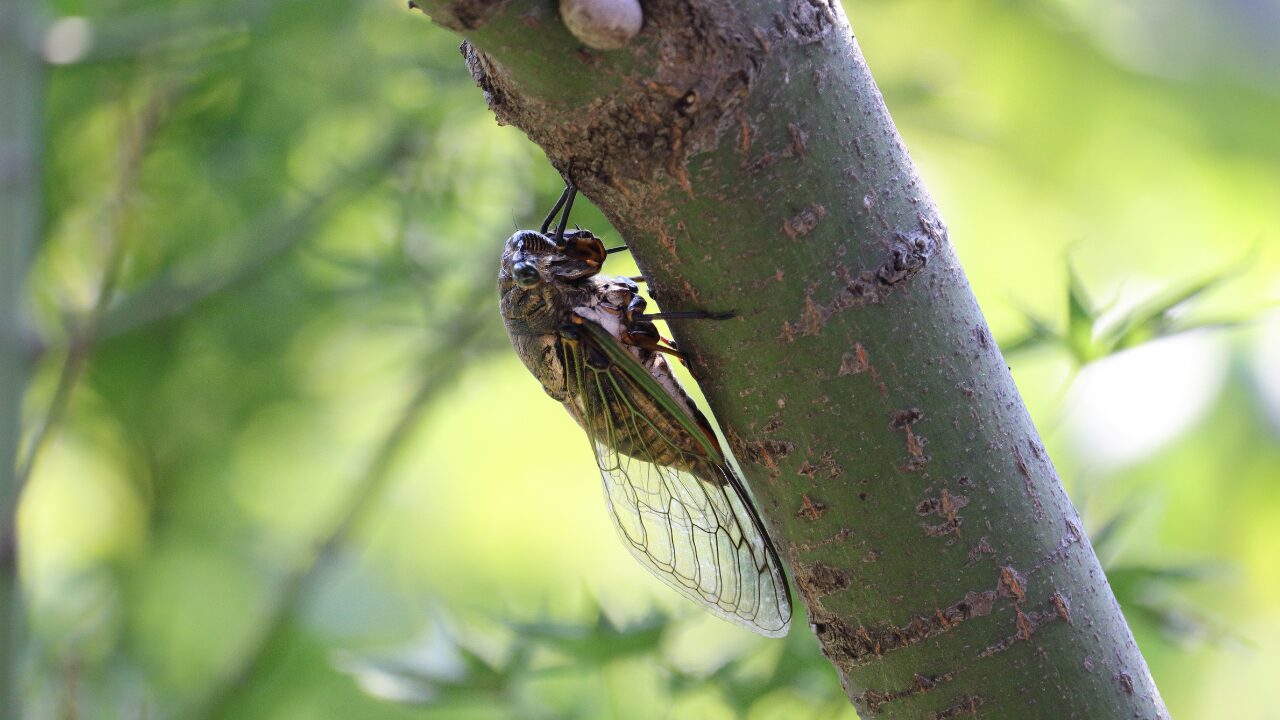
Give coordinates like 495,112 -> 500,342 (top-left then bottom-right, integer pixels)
11,0 -> 1280,717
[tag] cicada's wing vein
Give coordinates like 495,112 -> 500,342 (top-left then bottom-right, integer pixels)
560,321 -> 791,637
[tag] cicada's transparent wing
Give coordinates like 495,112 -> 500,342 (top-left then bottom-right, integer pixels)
560,318 -> 791,637
597,441 -> 793,637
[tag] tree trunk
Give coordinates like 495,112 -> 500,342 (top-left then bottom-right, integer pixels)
410,0 -> 1168,716
0,1 -> 43,717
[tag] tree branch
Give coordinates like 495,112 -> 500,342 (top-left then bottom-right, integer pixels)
409,0 -> 1169,716
92,127 -> 415,342
0,2 -> 45,716
16,79 -> 172,490
185,285 -> 494,720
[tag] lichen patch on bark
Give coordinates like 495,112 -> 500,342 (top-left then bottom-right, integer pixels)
778,0 -> 837,43
965,536 -> 995,565
997,565 -> 1026,601
1030,518 -> 1085,572
739,438 -> 794,467
838,341 -> 870,376
1051,590 -> 1073,624
786,122 -> 808,157
889,408 -> 923,429
792,527 -> 853,553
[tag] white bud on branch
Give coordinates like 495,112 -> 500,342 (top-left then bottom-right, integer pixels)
559,0 -> 642,50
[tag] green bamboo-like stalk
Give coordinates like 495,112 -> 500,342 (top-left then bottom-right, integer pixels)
409,0 -> 1168,716
0,1 -> 43,717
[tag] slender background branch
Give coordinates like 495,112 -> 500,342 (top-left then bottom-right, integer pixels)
16,81 -> 173,490
186,285 -> 495,720
1,2 -> 45,716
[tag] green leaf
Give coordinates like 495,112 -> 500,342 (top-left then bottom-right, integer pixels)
1066,261 -> 1101,363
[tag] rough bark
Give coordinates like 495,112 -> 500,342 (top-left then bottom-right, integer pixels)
409,0 -> 1169,716
1,1 -> 42,717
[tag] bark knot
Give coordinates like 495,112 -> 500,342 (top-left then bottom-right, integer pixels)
779,0 -> 837,43
797,560 -> 850,597
791,224 -> 942,337
783,202 -> 825,240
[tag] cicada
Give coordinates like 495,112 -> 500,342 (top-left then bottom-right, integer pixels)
498,185 -> 792,637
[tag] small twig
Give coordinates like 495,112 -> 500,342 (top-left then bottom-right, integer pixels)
92,127 -> 413,341
1,2 -> 46,716
16,78 -> 173,488
21,109 -> 415,487
184,287 -> 494,720
58,656 -> 81,720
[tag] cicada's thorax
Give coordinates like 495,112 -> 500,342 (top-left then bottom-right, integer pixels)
498,230 -> 719,480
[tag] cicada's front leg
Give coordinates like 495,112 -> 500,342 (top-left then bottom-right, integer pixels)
620,294 -> 735,371
615,295 -> 682,364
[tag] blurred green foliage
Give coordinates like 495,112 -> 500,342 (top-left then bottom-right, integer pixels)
13,0 -> 1280,717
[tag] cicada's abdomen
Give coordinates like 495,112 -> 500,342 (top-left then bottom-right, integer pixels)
559,342 -> 721,482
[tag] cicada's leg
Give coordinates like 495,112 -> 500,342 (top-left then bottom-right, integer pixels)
541,184 -> 608,271
559,321 -> 610,370
593,286 -> 645,318
541,185 -> 574,235
619,286 -> 736,324
621,324 -> 690,365
609,287 -> 734,368
612,295 -> 687,365
636,310 -> 735,321
560,230 -> 607,269
552,186 -> 577,244
622,294 -> 649,325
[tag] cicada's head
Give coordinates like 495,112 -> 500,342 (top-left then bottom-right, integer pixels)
499,229 -> 604,333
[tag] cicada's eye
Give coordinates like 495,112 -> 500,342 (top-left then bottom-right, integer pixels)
513,261 -> 541,289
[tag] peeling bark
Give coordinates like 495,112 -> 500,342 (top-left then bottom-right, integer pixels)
408,0 -> 1169,716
